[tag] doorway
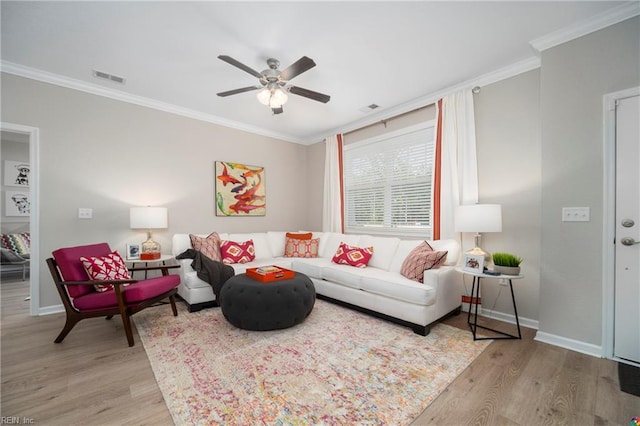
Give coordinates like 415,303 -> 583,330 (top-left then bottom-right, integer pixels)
603,87 -> 640,366
0,122 -> 39,316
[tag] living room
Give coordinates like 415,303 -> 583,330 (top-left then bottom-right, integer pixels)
1,1 -> 639,424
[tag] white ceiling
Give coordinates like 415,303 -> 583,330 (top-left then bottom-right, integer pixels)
1,1 -> 635,144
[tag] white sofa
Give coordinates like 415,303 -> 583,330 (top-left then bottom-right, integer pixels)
172,232 -> 463,335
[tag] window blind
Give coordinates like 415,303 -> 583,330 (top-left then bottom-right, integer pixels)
344,124 -> 435,236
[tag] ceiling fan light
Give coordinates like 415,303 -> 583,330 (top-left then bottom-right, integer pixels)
269,88 -> 288,108
256,88 -> 271,105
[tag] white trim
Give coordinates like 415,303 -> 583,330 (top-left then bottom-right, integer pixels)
530,2 -> 640,53
312,56 -> 540,143
534,331 -> 603,359
38,304 -> 64,316
1,122 -> 40,317
479,310 -> 539,332
0,61 -> 303,145
602,86 -> 640,360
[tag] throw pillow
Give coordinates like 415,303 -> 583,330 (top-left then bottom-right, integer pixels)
80,251 -> 132,293
0,232 -> 30,256
331,242 -> 374,268
284,237 -> 319,258
220,240 -> 256,264
285,232 -> 313,240
400,241 -> 448,283
189,232 -> 222,262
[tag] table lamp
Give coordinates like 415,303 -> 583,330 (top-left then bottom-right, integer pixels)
454,204 -> 502,263
130,206 -> 168,260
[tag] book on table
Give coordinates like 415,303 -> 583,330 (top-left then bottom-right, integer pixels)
246,266 -> 295,282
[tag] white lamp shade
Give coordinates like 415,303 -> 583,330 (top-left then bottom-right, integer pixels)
130,207 -> 168,229
454,204 -> 502,233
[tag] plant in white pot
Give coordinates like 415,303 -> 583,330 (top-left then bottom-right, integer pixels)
492,252 -> 523,275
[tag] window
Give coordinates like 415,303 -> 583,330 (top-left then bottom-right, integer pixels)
343,122 -> 435,237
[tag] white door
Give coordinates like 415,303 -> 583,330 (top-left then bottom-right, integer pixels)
614,94 -> 640,363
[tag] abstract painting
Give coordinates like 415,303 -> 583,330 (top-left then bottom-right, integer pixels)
215,161 -> 265,216
4,160 -> 30,187
5,191 -> 30,216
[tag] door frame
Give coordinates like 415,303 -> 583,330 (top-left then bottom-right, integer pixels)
602,86 -> 640,363
1,122 -> 40,316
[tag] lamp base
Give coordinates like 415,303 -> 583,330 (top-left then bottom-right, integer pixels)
465,246 -> 491,264
140,252 -> 161,260
141,231 -> 161,260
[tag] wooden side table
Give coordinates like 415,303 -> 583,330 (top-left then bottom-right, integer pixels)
457,268 -> 523,340
127,254 -> 176,278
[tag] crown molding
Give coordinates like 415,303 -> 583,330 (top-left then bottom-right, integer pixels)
530,1 -> 640,53
0,61 -> 303,144
309,56 -> 541,143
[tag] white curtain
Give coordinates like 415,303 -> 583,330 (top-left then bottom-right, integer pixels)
322,134 -> 343,232
438,89 -> 478,240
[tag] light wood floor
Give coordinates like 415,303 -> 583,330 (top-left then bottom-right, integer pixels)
2,277 -> 638,425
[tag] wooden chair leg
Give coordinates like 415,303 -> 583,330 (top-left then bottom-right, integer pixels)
105,315 -> 114,320
169,295 -> 178,317
121,312 -> 135,347
54,313 -> 81,343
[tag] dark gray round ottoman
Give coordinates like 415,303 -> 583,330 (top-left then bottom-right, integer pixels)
220,272 -> 316,331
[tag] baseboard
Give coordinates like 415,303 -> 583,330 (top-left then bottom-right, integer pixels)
38,304 -> 64,316
461,304 -> 539,331
534,331 -> 603,358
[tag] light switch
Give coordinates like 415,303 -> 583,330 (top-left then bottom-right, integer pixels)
78,208 -> 93,219
562,207 -> 590,222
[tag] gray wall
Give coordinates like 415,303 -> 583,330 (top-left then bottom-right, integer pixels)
539,16 -> 640,345
1,73 -> 312,308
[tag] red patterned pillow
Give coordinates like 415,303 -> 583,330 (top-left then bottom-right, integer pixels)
220,240 -> 255,264
331,242 -> 374,268
80,251 -> 132,292
400,241 -> 448,283
190,232 -> 222,262
284,237 -> 319,258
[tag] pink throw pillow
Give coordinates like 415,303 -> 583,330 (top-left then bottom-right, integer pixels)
400,241 -> 448,283
80,251 -> 132,292
189,232 -> 222,262
284,237 -> 319,258
331,242 -> 374,268
220,240 -> 256,264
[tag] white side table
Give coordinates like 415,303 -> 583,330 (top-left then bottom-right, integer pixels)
127,254 -> 175,279
457,268 -> 524,340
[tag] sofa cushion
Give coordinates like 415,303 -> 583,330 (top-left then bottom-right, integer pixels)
80,251 -> 131,293
266,232 -> 287,257
321,263 -> 365,290
318,233 -> 361,258
389,240 -> 425,273
357,235 -> 400,271
428,239 -> 460,266
359,271 -> 437,307
400,241 -> 448,283
284,237 -> 319,258
227,233 -> 273,260
286,232 -> 313,240
331,242 -> 374,268
290,258 -> 331,280
189,232 -> 222,262
220,240 -> 255,264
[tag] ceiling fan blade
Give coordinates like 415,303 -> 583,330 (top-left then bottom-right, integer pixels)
218,55 -> 263,78
280,56 -> 316,81
288,86 -> 331,103
217,86 -> 261,97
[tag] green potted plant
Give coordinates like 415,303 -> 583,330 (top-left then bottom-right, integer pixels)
492,252 -> 523,275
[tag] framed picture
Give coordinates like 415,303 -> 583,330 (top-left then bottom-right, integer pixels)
126,244 -> 140,260
215,161 -> 266,216
4,160 -> 30,187
463,254 -> 484,273
5,191 -> 30,216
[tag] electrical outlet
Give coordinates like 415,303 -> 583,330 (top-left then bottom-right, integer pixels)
78,208 -> 93,219
499,279 -> 508,286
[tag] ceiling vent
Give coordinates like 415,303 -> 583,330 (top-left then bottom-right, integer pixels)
359,103 -> 380,113
92,69 -> 126,84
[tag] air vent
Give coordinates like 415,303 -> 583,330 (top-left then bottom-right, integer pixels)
92,69 -> 126,84
358,103 -> 381,113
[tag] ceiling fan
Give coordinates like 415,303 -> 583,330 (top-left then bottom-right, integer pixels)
216,55 -> 331,115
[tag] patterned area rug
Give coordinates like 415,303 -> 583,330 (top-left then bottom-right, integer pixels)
134,299 -> 490,425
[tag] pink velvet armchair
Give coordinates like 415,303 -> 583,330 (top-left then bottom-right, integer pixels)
47,242 -> 180,347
